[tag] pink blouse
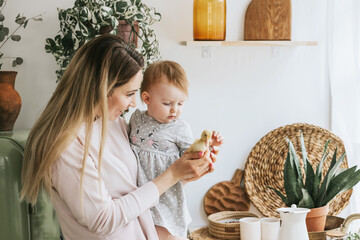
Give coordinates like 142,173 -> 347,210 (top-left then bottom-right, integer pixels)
51,117 -> 160,240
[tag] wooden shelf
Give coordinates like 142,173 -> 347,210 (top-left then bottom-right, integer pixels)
182,40 -> 318,47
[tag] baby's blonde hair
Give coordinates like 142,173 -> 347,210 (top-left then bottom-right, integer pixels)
141,60 -> 188,96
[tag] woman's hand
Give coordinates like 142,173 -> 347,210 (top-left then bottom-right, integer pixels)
170,149 -> 214,181
152,149 -> 215,195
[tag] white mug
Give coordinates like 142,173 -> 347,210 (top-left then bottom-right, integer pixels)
240,217 -> 261,240
261,217 -> 281,240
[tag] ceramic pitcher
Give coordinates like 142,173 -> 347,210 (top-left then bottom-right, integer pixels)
277,204 -> 310,240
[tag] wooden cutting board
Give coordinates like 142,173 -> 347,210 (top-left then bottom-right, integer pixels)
203,169 -> 250,216
244,0 -> 291,40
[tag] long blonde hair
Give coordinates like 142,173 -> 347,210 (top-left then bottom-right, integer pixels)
21,34 -> 144,204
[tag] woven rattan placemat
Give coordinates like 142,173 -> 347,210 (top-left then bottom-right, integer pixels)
189,227 -> 220,240
244,123 -> 352,217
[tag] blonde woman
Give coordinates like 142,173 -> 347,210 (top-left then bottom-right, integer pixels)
20,35 -> 215,240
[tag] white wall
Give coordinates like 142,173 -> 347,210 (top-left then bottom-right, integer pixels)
6,0 -> 330,228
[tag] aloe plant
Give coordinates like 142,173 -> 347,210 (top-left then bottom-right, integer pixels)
268,132 -> 360,208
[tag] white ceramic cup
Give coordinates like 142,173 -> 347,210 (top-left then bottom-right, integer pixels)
261,217 -> 281,240
240,217 -> 261,240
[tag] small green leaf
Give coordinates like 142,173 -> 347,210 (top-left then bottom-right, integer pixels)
61,33 -> 75,50
0,31 -> 5,42
12,60 -> 18,67
114,2 -> 128,14
16,57 -> 23,64
3,27 -> 9,35
15,16 -> 26,25
135,14 -> 143,20
0,63 -> 2,70
33,17 -> 43,21
0,13 -> 5,21
11,35 -> 21,41
23,19 -> 29,28
79,7 -> 91,22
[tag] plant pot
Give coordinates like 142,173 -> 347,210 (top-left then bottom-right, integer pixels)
100,20 -> 139,45
308,215 -> 344,240
306,205 -> 330,232
0,71 -> 21,131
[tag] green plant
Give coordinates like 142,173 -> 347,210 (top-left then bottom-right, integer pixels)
45,0 -> 161,81
268,132 -> 360,209
0,0 -> 43,69
348,232 -> 360,240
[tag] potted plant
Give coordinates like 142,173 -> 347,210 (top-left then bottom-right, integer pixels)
268,132 -> 360,232
0,0 -> 43,131
45,0 -> 161,82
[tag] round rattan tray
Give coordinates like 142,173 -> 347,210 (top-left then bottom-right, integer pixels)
244,123 -> 352,218
207,211 -> 259,239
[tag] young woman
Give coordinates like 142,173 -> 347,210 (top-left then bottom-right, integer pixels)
20,35 -> 216,240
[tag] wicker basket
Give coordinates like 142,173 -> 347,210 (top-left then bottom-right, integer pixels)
207,211 -> 259,239
244,123 -> 352,218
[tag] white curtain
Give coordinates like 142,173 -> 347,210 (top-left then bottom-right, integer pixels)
328,0 -> 360,214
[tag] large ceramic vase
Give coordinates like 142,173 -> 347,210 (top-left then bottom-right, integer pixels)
306,204 -> 329,232
0,71 -> 21,131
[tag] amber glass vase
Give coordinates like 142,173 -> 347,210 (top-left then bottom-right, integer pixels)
193,0 -> 226,41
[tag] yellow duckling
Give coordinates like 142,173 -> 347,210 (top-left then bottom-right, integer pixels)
187,129 -> 212,153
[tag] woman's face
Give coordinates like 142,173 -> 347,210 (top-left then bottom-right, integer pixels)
107,70 -> 142,121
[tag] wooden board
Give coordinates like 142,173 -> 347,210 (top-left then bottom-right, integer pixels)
203,169 -> 250,216
244,0 -> 291,40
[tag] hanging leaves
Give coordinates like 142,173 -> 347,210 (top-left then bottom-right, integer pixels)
45,0 -> 162,82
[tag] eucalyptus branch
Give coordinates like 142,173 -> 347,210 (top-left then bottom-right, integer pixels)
0,23 -> 21,49
0,12 -> 45,49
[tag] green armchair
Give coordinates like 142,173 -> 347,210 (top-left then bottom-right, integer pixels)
0,130 -> 61,240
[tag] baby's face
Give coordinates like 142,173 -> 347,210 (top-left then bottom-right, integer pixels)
143,76 -> 187,123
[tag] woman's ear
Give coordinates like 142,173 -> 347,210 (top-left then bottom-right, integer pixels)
142,91 -> 150,105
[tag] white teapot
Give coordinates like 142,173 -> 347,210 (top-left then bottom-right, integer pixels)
277,204 -> 310,240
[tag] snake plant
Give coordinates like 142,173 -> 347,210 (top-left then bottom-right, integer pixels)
268,133 -> 360,208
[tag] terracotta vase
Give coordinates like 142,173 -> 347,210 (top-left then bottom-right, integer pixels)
100,20 -> 139,45
306,204 -> 329,232
0,71 -> 21,131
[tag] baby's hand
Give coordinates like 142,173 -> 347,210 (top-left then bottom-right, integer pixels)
211,131 -> 224,147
